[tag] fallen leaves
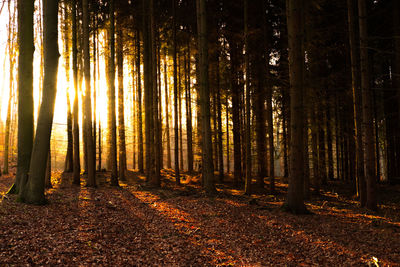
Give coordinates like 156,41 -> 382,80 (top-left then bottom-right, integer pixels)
0,170 -> 398,266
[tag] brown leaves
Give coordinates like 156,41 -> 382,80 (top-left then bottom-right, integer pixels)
0,172 -> 399,266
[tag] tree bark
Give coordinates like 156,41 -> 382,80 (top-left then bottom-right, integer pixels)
82,0 -> 96,187
109,0 -> 118,186
137,29 -> 144,173
285,0 -> 307,214
185,43 -> 194,173
117,15 -> 127,181
173,0 -> 180,184
20,0 -> 59,204
13,0 -> 35,194
358,0 -> 377,210
244,0 -> 252,195
347,0 -> 366,204
197,0 -> 216,194
164,48 -> 172,169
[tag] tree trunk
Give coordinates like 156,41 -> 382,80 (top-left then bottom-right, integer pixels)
82,0 -> 96,187
45,148 -> 52,188
185,43 -> 194,173
117,15 -> 127,181
197,0 -> 216,193
143,0 -> 155,183
20,0 -> 59,204
72,0 -> 80,185
150,0 -> 161,186
63,3 -> 73,173
13,0 -> 35,194
164,48 -> 172,169
109,0 -> 118,186
285,0 -> 307,214
216,49 -> 224,181
137,29 -> 144,173
347,0 -> 366,204
230,43 -> 242,187
358,0 -> 377,210
173,0 -> 180,184
244,0 -> 252,195
178,56 -> 184,171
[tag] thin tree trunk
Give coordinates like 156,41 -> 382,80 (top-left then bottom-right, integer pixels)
178,56 -> 184,171
216,49 -> 223,181
137,29 -> 144,173
72,0 -> 80,185
150,0 -> 161,186
63,3 -> 73,173
244,0 -> 252,195
117,15 -> 127,181
185,43 -> 194,173
164,48 -> 172,169
109,0 -> 118,186
173,0 -> 180,184
226,95 -> 230,174
4,4 -> 15,175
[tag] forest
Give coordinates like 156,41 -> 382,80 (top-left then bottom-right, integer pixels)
0,0 -> 399,265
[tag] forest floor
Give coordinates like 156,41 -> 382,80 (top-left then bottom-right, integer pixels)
0,169 -> 399,266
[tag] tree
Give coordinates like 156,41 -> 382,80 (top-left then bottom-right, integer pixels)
72,0 -> 81,185
136,28 -> 144,173
244,0 -> 252,195
358,0 -> 377,210
197,0 -> 216,194
284,0 -> 308,214
19,0 -> 60,204
173,0 -> 180,185
82,0 -> 96,187
62,1 -> 73,173
10,0 -> 35,194
347,0 -> 365,205
109,0 -> 119,186
164,48 -> 172,169
117,12 -> 127,181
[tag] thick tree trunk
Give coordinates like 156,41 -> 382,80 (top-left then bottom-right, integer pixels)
20,0 -> 59,204
14,0 -> 35,194
285,0 -> 307,214
358,0 -> 377,210
197,0 -> 216,194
